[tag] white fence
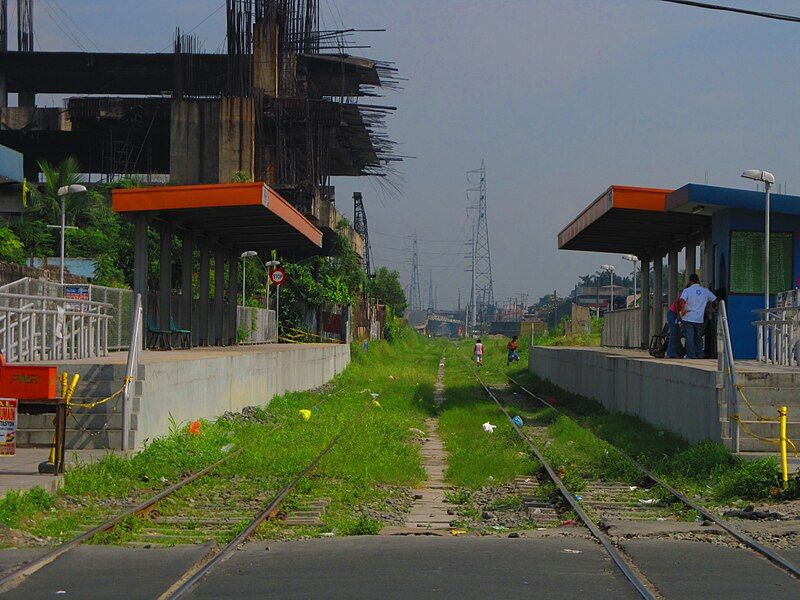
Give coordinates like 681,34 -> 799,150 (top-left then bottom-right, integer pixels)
237,306 -> 277,344
601,306 -> 670,348
0,277 -> 132,351
0,291 -> 112,362
752,307 -> 800,367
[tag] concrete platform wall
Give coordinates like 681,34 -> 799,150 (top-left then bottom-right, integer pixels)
529,346 -> 723,443
137,344 -> 349,446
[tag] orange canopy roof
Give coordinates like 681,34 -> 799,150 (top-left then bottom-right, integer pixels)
113,182 -> 323,252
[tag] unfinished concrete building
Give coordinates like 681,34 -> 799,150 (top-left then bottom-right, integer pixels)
0,0 -> 399,253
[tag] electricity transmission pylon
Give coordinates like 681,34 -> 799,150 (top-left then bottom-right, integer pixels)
427,271 -> 434,311
352,192 -> 372,276
467,160 -> 494,327
409,231 -> 422,310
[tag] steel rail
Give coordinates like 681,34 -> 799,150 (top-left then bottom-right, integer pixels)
0,448 -> 243,593
504,372 -> 800,580
464,365 -> 655,600
163,403 -> 374,600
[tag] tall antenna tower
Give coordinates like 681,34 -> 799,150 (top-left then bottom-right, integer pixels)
467,160 -> 494,325
427,271 -> 434,311
352,192 -> 372,276
409,232 -> 422,310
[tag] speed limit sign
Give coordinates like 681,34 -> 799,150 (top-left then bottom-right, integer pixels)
269,267 -> 286,286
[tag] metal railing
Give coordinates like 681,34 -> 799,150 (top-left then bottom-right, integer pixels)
752,306 -> 800,366
0,277 -> 133,351
0,291 -> 112,362
121,293 -> 143,451
716,300 -> 739,452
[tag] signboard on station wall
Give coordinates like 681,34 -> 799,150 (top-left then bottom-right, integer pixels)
65,285 -> 90,301
0,398 -> 18,455
730,231 -> 793,294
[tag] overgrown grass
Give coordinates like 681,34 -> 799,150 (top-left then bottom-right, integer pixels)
510,368 -> 799,502
1,328 -> 444,543
438,339 -> 538,489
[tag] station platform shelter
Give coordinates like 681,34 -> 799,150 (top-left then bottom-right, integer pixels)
544,184 -> 800,452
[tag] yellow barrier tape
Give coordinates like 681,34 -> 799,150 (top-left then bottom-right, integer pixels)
67,376 -> 134,409
734,384 -> 775,422
732,414 -> 799,456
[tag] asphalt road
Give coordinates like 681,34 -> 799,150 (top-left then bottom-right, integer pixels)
1,535 -> 799,599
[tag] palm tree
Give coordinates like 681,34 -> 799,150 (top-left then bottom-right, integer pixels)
29,157 -> 90,226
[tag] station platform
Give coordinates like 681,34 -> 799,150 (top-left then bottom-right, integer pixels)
14,343 -> 351,452
0,448 -> 120,497
529,345 -> 800,453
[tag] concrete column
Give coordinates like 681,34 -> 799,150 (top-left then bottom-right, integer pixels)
653,255 -> 664,335
703,234 -> 714,289
214,246 -> 225,345
640,258 -> 650,347
199,243 -> 210,346
133,214 -> 149,349
158,224 -> 173,332
228,252 -> 239,346
685,242 -> 696,284
667,249 -> 678,305
180,231 -> 193,332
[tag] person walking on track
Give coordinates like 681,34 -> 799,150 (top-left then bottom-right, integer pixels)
474,338 -> 484,367
679,274 -> 717,359
507,336 -> 520,365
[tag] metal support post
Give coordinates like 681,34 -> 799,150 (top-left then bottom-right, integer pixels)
199,243 -> 210,346
214,247 -> 225,345
652,255 -> 664,335
685,242 -> 696,282
228,252 -> 238,345
158,224 -> 172,332
180,231 -> 193,335
133,214 -> 148,350
668,249 -> 678,305
640,258 -> 650,346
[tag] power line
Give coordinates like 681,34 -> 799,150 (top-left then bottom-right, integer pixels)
656,0 -> 800,23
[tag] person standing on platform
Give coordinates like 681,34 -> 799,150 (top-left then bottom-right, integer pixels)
679,274 -> 717,359
666,285 -> 688,358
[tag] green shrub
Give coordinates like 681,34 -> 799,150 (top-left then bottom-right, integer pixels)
714,458 -> 781,501
348,515 -> 382,535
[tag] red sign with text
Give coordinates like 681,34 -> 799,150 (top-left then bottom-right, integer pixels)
0,398 -> 18,455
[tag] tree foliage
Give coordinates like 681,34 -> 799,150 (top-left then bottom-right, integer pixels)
370,266 -> 407,313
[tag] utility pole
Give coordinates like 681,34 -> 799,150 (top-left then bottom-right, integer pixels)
427,271 -> 434,311
457,288 -> 461,312
409,231 -> 422,310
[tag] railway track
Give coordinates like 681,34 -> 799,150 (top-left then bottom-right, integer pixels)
465,362 -> 800,599
0,448 -> 243,594
0,398 -> 373,598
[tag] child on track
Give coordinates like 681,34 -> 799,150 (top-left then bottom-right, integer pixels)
507,336 -> 520,365
473,338 -> 483,367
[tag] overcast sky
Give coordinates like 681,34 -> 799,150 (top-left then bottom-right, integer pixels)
28,1 -> 800,307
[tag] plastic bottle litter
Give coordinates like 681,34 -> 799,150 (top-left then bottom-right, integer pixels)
220,443 -> 235,454
511,416 -> 523,427
299,409 -> 312,421
482,422 -> 497,433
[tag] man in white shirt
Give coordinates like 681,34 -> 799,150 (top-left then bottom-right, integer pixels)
679,274 -> 717,359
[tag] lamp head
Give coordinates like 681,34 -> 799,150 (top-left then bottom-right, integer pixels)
264,260 -> 281,268
601,264 -> 615,272
240,250 -> 258,258
741,169 -> 775,184
622,254 -> 638,262
57,184 -> 87,197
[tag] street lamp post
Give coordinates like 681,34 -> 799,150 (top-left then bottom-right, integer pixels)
742,169 -> 776,313
240,251 -> 258,307
622,254 -> 639,307
55,184 -> 87,285
601,264 -> 616,312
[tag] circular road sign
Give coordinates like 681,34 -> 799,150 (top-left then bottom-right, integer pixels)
270,267 -> 286,286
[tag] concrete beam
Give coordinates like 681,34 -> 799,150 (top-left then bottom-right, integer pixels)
653,255 -> 663,335
133,214 -> 149,349
214,246 -> 225,345
228,252 -> 238,346
199,243 -> 210,346
641,258 -> 650,347
667,249 -> 678,306
685,242 -> 696,285
158,223 -> 173,331
703,234 -> 714,288
180,230 -> 193,332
